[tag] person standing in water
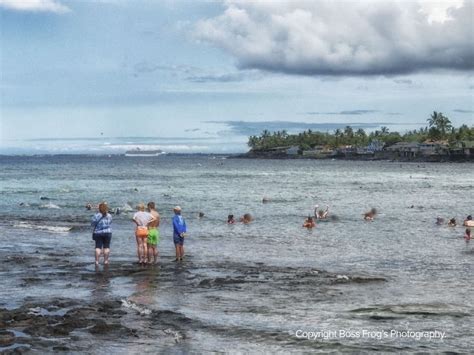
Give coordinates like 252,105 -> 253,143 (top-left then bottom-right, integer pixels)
172,206 -> 187,261
91,202 -> 113,266
147,202 -> 160,264
133,203 -> 156,264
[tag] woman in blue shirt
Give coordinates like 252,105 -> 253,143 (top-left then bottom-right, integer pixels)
91,202 -> 113,265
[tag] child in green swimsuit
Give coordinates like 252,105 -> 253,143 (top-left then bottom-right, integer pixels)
147,202 -> 161,264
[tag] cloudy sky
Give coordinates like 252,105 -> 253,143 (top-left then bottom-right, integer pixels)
0,0 -> 473,153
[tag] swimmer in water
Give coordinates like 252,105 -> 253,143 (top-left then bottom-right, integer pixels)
448,218 -> 457,227
227,214 -> 235,224
463,215 -> 474,227
364,208 -> 377,221
464,228 -> 471,241
240,213 -> 253,224
314,205 -> 329,219
303,216 -> 316,228
198,212 -> 205,219
436,217 -> 445,225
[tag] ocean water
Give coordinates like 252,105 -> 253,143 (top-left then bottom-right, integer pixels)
0,155 -> 473,353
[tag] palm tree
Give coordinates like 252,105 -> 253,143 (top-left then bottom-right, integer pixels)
355,128 -> 367,145
427,112 -> 452,139
380,126 -> 389,135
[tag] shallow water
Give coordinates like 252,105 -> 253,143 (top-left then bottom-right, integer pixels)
0,155 -> 473,352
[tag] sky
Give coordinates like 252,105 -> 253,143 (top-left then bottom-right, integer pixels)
0,0 -> 473,154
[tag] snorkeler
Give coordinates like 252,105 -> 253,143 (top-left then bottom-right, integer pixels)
303,216 -> 316,228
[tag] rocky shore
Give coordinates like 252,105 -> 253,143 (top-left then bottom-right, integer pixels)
0,250 -> 390,353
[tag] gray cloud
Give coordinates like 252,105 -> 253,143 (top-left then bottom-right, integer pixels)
195,1 -> 473,76
393,79 -> 413,85
207,120 -> 385,136
133,61 -> 258,83
306,110 -> 379,115
453,109 -> 474,113
186,72 -> 247,83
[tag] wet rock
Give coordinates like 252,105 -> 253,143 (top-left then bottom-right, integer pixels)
53,345 -> 70,351
1,345 -> 30,354
0,330 -> 16,346
88,319 -> 121,334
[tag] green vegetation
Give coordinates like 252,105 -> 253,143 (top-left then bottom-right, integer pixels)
247,112 -> 474,151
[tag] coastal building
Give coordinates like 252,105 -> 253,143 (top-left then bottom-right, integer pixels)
302,145 -> 334,157
450,141 -> 474,158
366,140 -> 385,153
286,146 -> 300,155
418,141 -> 448,156
385,142 -> 420,158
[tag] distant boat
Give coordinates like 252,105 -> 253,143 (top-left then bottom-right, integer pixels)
124,148 -> 165,157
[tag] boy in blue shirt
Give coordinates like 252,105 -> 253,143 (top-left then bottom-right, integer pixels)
172,206 -> 187,261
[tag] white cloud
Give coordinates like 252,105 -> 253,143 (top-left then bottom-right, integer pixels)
0,0 -> 70,13
195,0 -> 473,76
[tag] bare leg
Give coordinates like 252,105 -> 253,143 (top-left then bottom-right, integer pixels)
135,236 -> 140,262
103,248 -> 110,264
179,245 -> 184,260
147,244 -> 152,263
138,238 -> 145,263
95,248 -> 101,265
154,247 -> 159,263
175,245 -> 179,260
143,242 -> 148,263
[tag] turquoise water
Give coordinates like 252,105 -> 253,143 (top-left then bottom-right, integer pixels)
0,155 -> 473,352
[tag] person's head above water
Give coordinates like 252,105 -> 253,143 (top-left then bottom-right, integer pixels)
137,203 -> 145,211
147,202 -> 155,210
467,215 -> 472,221
173,206 -> 182,214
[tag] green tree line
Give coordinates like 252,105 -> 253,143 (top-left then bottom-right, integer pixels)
248,112 -> 474,151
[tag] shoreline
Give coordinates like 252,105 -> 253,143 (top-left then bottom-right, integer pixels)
0,152 -> 472,162
230,152 -> 474,163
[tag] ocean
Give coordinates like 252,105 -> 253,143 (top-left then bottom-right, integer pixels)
0,155 -> 473,353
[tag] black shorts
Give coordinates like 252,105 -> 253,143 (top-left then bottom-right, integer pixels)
93,233 -> 112,249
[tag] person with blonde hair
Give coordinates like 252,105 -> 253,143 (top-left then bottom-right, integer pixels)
91,202 -> 113,265
133,203 -> 156,264
147,201 -> 161,264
